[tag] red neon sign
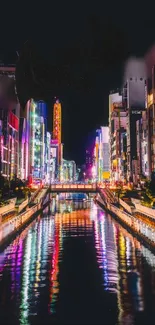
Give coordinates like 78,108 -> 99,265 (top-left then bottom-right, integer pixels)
8,112 -> 19,131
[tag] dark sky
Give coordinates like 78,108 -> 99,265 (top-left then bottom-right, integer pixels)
1,2 -> 155,164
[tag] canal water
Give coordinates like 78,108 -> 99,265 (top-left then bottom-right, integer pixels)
0,193 -> 155,324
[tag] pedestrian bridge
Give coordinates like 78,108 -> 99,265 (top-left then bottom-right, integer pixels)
50,183 -> 97,193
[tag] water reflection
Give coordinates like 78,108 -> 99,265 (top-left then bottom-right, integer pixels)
0,194 -> 155,324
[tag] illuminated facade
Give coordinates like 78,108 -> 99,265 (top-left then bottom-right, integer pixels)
29,100 -> 47,184
101,127 -> 110,180
46,132 -> 51,184
62,159 -> 76,182
53,99 -> 62,164
94,129 -> 102,181
109,75 -> 148,185
0,66 -> 20,180
94,126 -> 110,182
136,114 -> 149,182
85,149 -> 95,179
19,117 -> 27,180
141,111 -> 149,178
50,139 -> 59,182
109,91 -> 127,184
123,77 -> 147,183
21,99 -> 47,185
120,131 -> 127,182
53,99 -> 61,144
147,67 -> 155,178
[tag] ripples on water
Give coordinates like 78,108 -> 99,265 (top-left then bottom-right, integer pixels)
0,193 -> 155,324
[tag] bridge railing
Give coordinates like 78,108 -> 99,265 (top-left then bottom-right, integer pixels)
51,184 -> 97,190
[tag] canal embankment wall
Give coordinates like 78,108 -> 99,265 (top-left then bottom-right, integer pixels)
96,194 -> 155,254
0,188 -> 51,250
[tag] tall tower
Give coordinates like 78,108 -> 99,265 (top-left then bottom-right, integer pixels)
53,99 -> 61,144
53,99 -> 62,178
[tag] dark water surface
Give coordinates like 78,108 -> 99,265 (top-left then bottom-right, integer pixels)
0,193 -> 155,324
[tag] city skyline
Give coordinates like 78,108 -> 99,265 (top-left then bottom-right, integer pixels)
0,59 -> 155,187
1,4 -> 155,324
1,3 -> 155,164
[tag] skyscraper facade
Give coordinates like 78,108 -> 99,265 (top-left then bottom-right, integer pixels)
94,126 -> 110,182
101,127 -> 110,180
0,66 -> 20,180
53,99 -> 62,165
123,76 -> 146,183
20,99 -> 48,186
85,149 -> 95,179
147,66 -> 155,178
62,159 -> 76,182
109,91 -> 127,184
52,99 -> 63,181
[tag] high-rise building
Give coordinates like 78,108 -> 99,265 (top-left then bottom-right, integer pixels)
109,91 -> 127,183
141,111 -> 149,178
94,126 -> 110,182
50,139 -> 59,182
123,75 -> 146,183
62,159 -> 76,182
53,99 -> 62,165
94,129 -> 102,182
0,66 -> 20,180
85,149 -> 95,179
147,66 -> 155,179
46,132 -> 51,184
21,99 -> 47,186
30,99 -> 47,185
136,118 -> 143,183
53,99 -> 61,143
101,127 -> 110,181
120,131 -> 127,182
19,117 -> 27,180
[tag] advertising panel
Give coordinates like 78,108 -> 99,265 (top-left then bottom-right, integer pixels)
102,171 -> 110,179
51,147 -> 57,158
8,112 -> 19,131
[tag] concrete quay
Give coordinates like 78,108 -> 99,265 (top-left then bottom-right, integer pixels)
96,193 -> 155,253
0,188 -> 51,249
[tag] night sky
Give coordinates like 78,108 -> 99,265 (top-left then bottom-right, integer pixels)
1,2 -> 155,164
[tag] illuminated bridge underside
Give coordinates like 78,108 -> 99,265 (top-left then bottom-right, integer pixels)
50,184 -> 97,193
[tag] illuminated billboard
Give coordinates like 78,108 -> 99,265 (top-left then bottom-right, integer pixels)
51,147 -> 57,158
109,92 -> 122,115
8,112 -> 19,131
51,139 -> 59,145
